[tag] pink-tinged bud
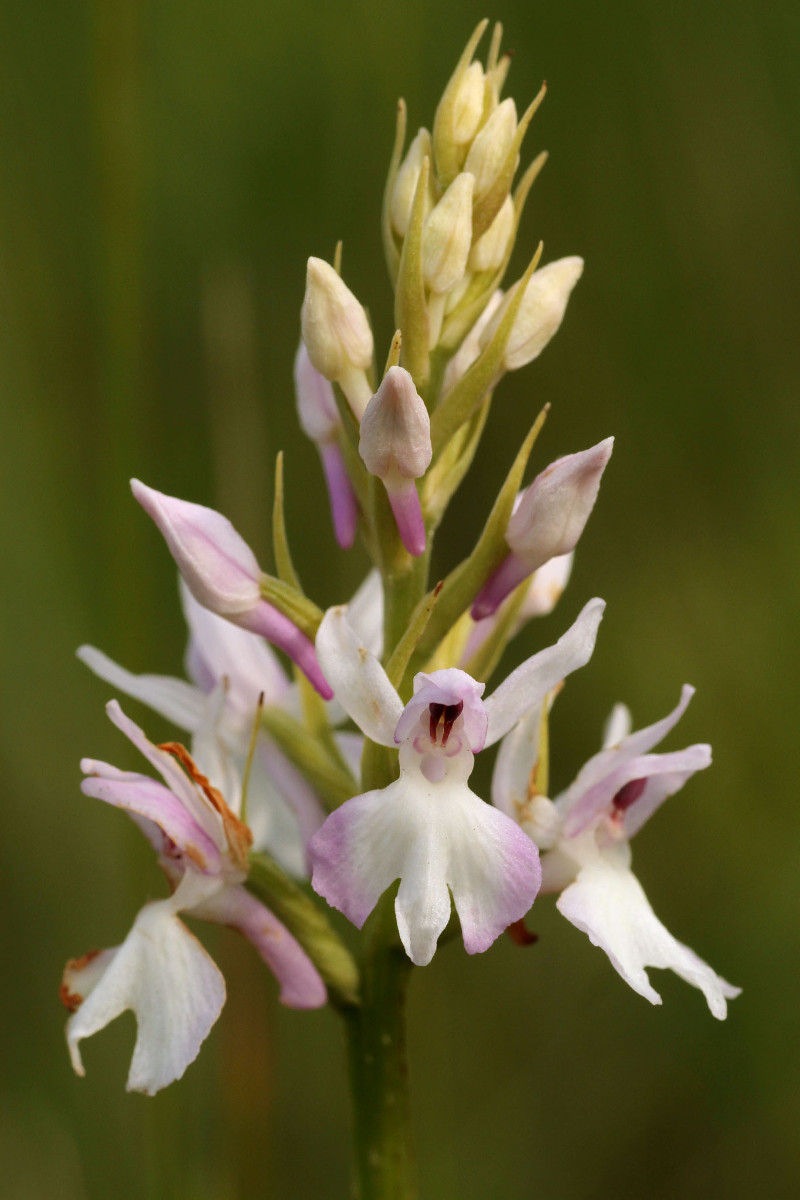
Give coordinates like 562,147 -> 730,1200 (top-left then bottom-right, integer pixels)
481,257 -> 584,372
422,172 -> 475,295
471,439 -> 613,618
464,98 -> 517,201
294,343 -> 358,549
391,128 -> 433,238
359,366 -> 432,556
301,258 -> 374,418
131,479 -> 333,698
469,194 -> 514,273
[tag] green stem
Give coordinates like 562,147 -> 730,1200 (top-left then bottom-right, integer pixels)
344,898 -> 416,1199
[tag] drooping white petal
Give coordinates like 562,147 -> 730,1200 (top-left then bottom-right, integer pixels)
484,598 -> 605,746
190,884 -> 327,1010
64,882 -> 226,1093
309,770 -> 540,966
556,850 -> 740,1019
315,606 -> 402,746
77,645 -> 206,732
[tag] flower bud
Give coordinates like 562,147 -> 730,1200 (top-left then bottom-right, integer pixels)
131,479 -> 333,697
464,97 -> 517,201
481,257 -> 584,372
391,128 -> 433,238
471,439 -> 613,619
421,172 -> 475,295
451,61 -> 485,146
294,342 -> 358,549
359,366 -> 432,556
301,257 -> 374,417
468,194 -> 514,273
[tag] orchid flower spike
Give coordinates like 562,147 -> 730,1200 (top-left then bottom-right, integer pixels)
492,685 -> 740,1018
131,479 -> 332,699
294,341 -> 359,549
472,439 -> 613,619
309,597 -> 605,965
62,701 -> 326,1094
359,366 -> 432,557
77,580 -> 326,877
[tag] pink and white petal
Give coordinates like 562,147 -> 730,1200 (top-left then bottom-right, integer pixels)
180,579 -> 289,711
80,773 -> 222,874
253,739 -> 327,872
563,745 -> 711,838
192,884 -> 326,1009
309,783 -> 409,928
64,896 -> 226,1094
77,645 -> 206,733
484,598 -> 605,746
315,607 -> 402,746
104,700 -> 226,850
490,704 -> 543,819
446,790 -> 541,954
190,682 -> 243,816
557,857 -> 740,1019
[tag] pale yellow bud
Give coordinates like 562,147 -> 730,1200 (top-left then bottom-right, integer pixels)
391,128 -> 433,238
359,366 -> 431,480
451,61 -> 485,146
468,194 -> 514,273
480,256 -> 584,371
301,257 -> 374,380
421,172 -> 475,295
464,97 -> 517,200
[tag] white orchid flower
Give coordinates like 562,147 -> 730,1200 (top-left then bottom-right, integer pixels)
62,701 -> 326,1095
492,685 -> 740,1017
309,598 -> 605,966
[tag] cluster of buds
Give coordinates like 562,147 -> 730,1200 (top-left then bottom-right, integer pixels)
62,21 -> 737,1098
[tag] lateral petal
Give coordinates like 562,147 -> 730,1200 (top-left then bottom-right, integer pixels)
77,645 -> 205,732
484,598 -> 605,746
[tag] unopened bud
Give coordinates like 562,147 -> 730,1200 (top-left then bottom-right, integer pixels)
422,172 -> 475,294
471,439 -> 613,619
464,97 -> 517,201
506,439 -> 613,565
131,479 -> 333,697
391,128 -> 433,238
359,367 -> 432,557
301,258 -> 374,417
469,194 -> 514,273
451,61 -> 485,146
481,256 -> 584,372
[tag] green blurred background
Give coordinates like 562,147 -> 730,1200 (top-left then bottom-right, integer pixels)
1,0 -> 798,1196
